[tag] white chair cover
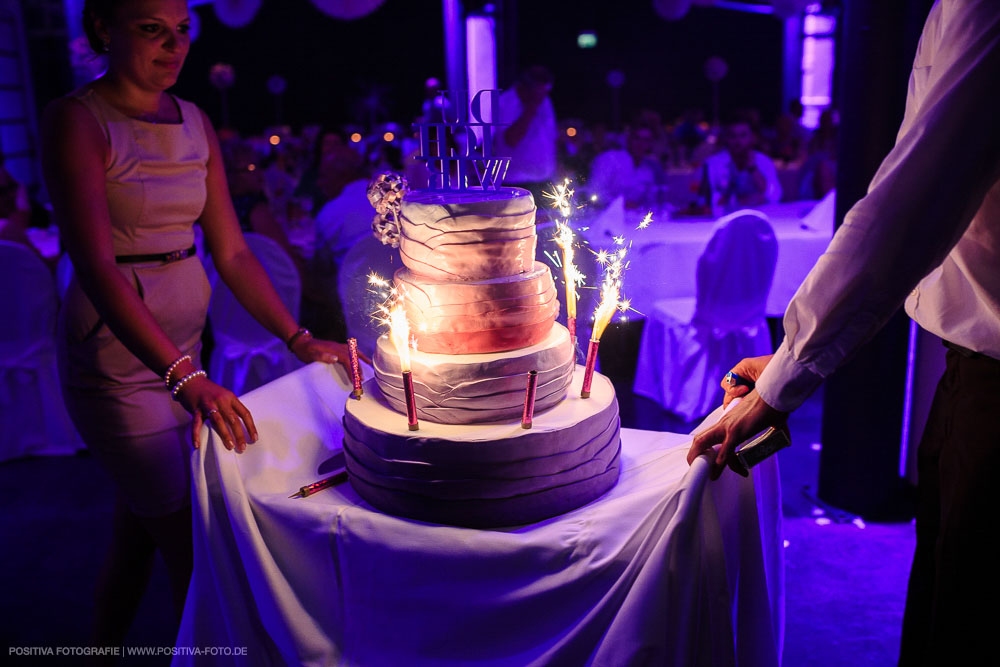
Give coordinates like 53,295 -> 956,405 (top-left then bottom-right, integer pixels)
0,242 -> 83,461
633,210 -> 777,420
336,232 -> 401,360
205,233 -> 303,396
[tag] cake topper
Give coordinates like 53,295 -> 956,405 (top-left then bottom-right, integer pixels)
413,89 -> 511,192
367,171 -> 408,247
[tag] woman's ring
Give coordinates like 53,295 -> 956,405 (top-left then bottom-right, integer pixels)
205,408 -> 219,418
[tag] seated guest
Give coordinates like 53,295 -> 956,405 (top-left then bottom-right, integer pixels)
223,141 -> 302,268
694,110 -> 782,214
314,143 -> 370,265
588,124 -> 665,209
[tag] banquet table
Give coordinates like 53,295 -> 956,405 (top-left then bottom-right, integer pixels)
175,362 -> 783,666
578,197 -> 833,318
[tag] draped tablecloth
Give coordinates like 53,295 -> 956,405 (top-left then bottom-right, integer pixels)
175,362 -> 783,666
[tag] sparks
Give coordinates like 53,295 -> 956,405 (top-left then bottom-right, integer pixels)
637,211 -> 653,230
543,178 -> 575,219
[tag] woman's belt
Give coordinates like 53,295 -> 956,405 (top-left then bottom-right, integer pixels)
115,245 -> 196,265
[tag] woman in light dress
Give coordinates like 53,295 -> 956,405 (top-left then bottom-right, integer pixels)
41,0 -> 352,648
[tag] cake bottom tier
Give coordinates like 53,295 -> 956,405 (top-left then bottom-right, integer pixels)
343,366 -> 621,528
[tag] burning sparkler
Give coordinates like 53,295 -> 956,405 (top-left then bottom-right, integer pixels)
582,236 -> 632,398
545,179 -> 584,345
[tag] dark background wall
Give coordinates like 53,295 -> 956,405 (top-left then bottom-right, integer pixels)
148,0 -> 787,135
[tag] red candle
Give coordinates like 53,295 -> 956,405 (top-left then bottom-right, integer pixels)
567,316 -> 577,347
521,370 -> 539,429
348,337 -> 363,398
581,339 -> 600,398
402,370 -> 419,431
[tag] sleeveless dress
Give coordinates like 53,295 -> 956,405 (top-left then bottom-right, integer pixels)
58,87 -> 212,517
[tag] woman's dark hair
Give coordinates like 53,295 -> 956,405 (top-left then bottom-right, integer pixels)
83,0 -> 125,54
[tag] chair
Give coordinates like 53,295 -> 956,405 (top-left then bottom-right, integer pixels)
336,233 -> 400,360
0,241 -> 84,461
633,210 -> 777,420
204,233 -> 303,396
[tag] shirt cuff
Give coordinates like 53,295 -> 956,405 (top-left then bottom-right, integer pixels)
755,338 -> 825,413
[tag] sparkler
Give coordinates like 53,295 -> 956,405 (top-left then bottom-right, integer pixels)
521,370 -> 539,429
545,179 -> 584,345
348,337 -> 363,398
582,236 -> 632,398
387,302 -> 419,430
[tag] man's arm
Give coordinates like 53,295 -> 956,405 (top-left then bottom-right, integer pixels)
690,1 -> 1000,474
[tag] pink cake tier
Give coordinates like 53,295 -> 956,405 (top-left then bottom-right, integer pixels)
396,261 -> 559,355
374,323 -> 574,425
398,187 -> 536,281
343,366 -> 621,528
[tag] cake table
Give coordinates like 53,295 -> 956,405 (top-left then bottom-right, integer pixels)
174,362 -> 783,666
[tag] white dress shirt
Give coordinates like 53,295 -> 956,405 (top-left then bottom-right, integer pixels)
756,0 -> 1000,412
494,89 -> 557,184
701,150 -> 783,209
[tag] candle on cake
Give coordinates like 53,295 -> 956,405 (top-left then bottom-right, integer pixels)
546,180 -> 583,346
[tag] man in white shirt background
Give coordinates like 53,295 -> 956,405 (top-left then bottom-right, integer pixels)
494,66 -> 557,203
687,2 -> 1000,663
587,124 -> 665,210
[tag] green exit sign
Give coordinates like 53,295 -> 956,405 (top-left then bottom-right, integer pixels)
577,32 -> 597,49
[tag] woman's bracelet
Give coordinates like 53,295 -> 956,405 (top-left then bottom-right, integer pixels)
163,354 -> 192,389
285,327 -> 312,351
171,369 -> 207,400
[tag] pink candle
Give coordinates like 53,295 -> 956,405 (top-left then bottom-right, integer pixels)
581,339 -> 600,398
521,370 -> 539,429
567,316 -> 577,347
348,337 -> 363,398
402,370 -> 419,431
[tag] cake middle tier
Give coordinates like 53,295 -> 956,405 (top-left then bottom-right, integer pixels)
399,187 -> 537,280
396,261 -> 559,355
374,323 -> 574,425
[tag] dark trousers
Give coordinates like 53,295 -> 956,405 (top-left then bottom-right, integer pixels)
899,346 -> 1000,666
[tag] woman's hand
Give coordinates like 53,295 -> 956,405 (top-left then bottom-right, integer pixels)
721,354 -> 773,407
290,335 -> 372,378
175,375 -> 258,452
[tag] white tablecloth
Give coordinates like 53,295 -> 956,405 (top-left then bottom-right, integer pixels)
579,198 -> 833,318
176,362 -> 784,666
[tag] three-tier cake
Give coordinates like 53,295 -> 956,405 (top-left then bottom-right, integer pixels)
343,186 -> 621,527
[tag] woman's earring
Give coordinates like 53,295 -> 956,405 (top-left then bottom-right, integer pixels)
101,39 -> 110,53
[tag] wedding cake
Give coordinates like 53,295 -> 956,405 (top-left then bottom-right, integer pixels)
342,94 -> 621,527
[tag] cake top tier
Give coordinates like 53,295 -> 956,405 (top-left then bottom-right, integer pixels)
398,186 -> 537,281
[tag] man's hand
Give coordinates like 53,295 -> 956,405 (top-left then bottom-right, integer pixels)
721,354 -> 772,407
687,390 -> 788,480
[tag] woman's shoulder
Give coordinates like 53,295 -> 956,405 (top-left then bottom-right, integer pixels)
42,88 -> 107,143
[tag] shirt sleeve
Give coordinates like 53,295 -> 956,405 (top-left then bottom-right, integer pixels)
756,0 -> 1000,413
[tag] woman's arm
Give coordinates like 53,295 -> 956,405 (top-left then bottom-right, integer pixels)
197,109 -> 355,368
42,98 -> 257,451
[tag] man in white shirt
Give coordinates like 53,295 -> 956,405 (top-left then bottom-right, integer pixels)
687,3 -> 1000,663
694,111 -> 782,215
494,66 -> 557,199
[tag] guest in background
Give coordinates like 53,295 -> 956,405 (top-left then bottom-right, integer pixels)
494,65 -> 557,202
694,110 -> 781,214
797,108 -> 838,200
42,0 -> 353,652
588,124 -> 665,209
295,126 -> 348,212
688,3 -> 1000,663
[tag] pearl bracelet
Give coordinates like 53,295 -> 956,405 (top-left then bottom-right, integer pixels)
163,354 -> 192,389
170,369 -> 207,400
